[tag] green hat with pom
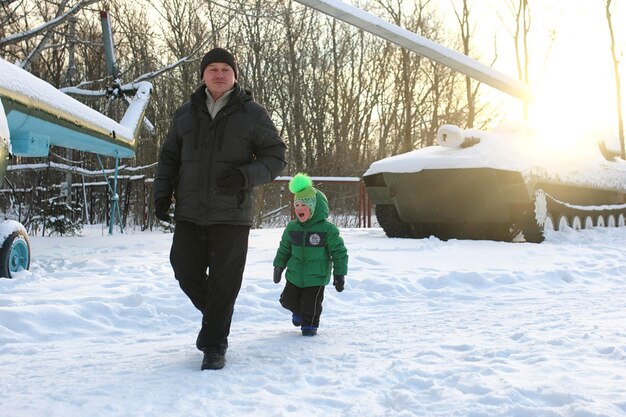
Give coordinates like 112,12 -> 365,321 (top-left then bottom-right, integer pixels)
289,173 -> 317,215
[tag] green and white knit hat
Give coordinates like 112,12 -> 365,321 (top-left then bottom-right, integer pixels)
289,173 -> 317,215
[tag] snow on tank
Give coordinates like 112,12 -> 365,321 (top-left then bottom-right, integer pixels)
363,122 -> 626,242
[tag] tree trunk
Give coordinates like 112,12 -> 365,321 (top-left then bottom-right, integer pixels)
605,0 -> 625,159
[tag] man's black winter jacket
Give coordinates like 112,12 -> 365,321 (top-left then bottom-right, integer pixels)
154,84 -> 286,226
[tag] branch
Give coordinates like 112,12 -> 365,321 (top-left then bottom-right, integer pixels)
0,0 -> 100,48
61,35 -> 214,94
58,86 -> 107,96
21,0 -> 71,70
131,55 -> 194,83
6,161 -> 158,177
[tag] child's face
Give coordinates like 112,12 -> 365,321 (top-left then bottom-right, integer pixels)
294,201 -> 311,222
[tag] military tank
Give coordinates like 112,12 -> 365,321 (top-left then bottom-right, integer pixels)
363,123 -> 626,242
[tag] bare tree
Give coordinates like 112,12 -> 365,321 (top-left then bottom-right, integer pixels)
369,0 -> 468,153
451,0 -> 481,128
498,0 -> 531,117
604,0 -> 625,159
372,0 -> 425,153
327,17 -> 386,174
0,0 -> 98,50
281,1 -> 308,170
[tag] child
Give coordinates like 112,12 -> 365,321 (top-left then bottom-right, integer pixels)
273,173 -> 349,336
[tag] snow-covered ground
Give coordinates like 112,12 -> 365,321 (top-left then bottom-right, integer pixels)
1,225 -> 626,417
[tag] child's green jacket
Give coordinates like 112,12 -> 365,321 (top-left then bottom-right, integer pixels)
273,191 -> 348,288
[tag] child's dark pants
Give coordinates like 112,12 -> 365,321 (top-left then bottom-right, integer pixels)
279,281 -> 325,327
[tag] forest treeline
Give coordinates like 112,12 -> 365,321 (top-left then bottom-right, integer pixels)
1,0 -> 510,172
0,0 -> 523,232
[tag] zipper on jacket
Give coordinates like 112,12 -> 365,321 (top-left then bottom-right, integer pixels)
214,101 -> 241,152
193,107 -> 201,150
216,118 -> 227,152
300,226 -> 307,288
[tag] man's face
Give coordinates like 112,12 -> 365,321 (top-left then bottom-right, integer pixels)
294,201 -> 311,223
202,63 -> 236,100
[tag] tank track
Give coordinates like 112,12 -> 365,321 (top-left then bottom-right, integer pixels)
374,205 -> 413,238
374,191 -> 626,243
534,189 -> 626,231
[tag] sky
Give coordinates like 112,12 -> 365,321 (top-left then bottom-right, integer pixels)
296,0 -> 626,149
451,0 -> 626,134
510,2 -> 624,138
1,224 -> 625,417
6,0 -> 622,145
349,0 -> 626,131
422,0 -> 626,135
144,0 -> 626,133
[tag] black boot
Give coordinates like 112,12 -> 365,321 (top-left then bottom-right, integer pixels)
201,350 -> 225,370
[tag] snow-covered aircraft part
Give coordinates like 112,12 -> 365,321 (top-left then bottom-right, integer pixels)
0,98 -> 10,177
0,58 -> 151,158
294,0 -> 530,100
0,98 -> 9,149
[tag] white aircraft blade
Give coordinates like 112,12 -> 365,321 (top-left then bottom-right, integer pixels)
294,0 -> 530,100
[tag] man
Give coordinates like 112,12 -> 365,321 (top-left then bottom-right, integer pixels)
153,47 -> 286,370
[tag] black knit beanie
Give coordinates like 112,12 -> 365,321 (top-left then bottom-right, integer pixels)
199,48 -> 237,79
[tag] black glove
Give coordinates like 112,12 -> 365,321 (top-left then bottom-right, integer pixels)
216,169 -> 245,194
154,197 -> 172,222
333,275 -> 345,292
273,266 -> 284,283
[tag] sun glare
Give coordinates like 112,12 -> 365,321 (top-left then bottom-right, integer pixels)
526,22 -> 619,156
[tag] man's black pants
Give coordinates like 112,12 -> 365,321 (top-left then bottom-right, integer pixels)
170,221 -> 250,353
279,281 -> 325,327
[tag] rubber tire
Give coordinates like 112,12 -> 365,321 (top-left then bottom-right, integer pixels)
0,229 -> 31,278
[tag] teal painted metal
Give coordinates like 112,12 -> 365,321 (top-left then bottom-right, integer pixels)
5,104 -> 135,158
100,11 -> 119,80
97,154 -> 124,235
0,19 -> 152,274
0,57 -> 152,163
109,156 -> 123,235
8,233 -> 30,273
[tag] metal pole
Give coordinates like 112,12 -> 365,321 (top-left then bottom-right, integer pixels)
96,154 -> 120,235
109,155 -> 121,235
